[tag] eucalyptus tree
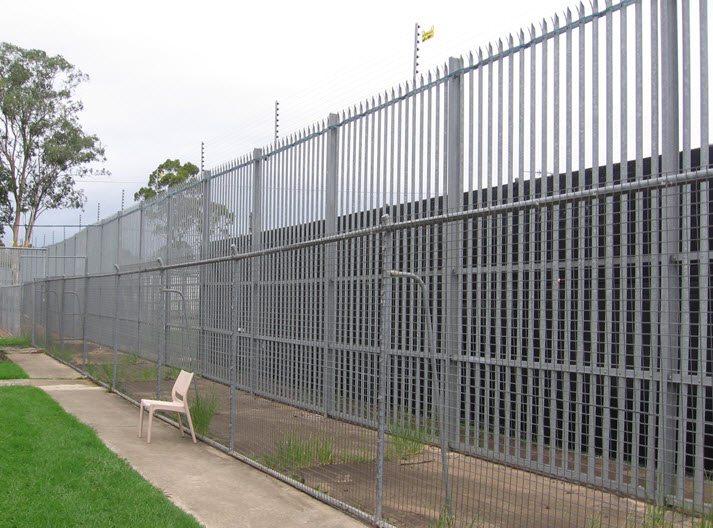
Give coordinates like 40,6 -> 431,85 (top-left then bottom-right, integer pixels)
0,42 -> 106,246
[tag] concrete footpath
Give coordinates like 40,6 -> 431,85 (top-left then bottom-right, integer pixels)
2,350 -> 367,528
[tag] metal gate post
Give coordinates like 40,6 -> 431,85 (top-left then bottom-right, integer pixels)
375,213 -> 393,522
324,113 -> 339,416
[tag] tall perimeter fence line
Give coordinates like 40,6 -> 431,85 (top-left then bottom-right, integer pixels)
2,1 -> 713,526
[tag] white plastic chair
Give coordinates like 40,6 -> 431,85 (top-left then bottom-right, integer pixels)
138,370 -> 197,444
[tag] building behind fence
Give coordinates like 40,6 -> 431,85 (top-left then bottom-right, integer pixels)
2,1 -> 713,527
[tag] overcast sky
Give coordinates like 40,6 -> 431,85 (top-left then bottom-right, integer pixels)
2,0 -> 578,246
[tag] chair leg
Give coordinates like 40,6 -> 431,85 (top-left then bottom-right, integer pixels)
184,408 -> 197,443
147,408 -> 154,444
138,401 -> 144,438
177,412 -> 185,437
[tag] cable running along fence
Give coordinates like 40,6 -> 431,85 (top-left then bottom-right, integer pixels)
2,1 -> 713,527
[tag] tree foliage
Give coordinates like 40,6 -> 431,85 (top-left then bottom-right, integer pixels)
133,159 -> 199,202
135,159 -> 234,261
0,42 -> 106,246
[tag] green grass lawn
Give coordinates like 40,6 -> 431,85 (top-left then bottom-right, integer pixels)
0,361 -> 29,379
0,385 -> 201,527
0,335 -> 32,347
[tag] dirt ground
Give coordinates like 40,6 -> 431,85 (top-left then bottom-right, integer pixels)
45,342 -> 709,528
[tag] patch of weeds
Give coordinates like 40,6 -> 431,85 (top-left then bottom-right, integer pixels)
189,392 -> 219,436
643,504 -> 674,528
165,366 -> 181,379
140,365 -> 158,381
48,344 -> 73,363
120,353 -> 142,366
697,509 -> 713,528
261,433 -> 337,473
100,363 -> 116,382
429,505 -> 482,528
341,445 -> 372,464
386,420 -> 430,460
586,511 -> 602,528
85,363 -> 98,379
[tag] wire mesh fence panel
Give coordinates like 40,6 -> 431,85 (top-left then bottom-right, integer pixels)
2,2 -> 713,527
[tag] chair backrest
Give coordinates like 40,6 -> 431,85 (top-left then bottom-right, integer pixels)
171,370 -> 194,404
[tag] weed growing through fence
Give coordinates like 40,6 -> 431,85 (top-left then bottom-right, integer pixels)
428,504 -> 482,528
697,508 -> 713,528
586,511 -> 602,528
387,420 -> 430,460
642,504 -> 674,528
120,353 -> 142,366
189,392 -> 219,436
140,365 -> 157,381
340,444 -> 373,464
261,433 -> 337,473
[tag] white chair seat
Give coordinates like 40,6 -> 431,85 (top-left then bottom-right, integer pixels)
138,370 -> 197,444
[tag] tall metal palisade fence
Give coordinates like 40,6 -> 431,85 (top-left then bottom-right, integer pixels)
3,1 -> 713,526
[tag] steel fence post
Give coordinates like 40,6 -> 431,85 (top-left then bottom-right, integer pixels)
136,201 -> 144,358
445,56 -> 464,447
81,257 -> 89,372
324,113 -> 339,416
159,259 -> 167,398
59,276 -> 65,357
31,280 -> 37,345
250,148 -> 263,395
44,281 -> 49,348
199,170 -> 211,375
112,264 -> 120,390
658,0 -> 681,505
229,247 -> 239,451
375,213 -> 393,522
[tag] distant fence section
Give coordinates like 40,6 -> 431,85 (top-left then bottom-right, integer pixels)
2,2 -> 713,527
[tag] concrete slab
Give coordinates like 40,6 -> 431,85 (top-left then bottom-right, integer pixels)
2,352 -> 367,528
5,349 -> 83,380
